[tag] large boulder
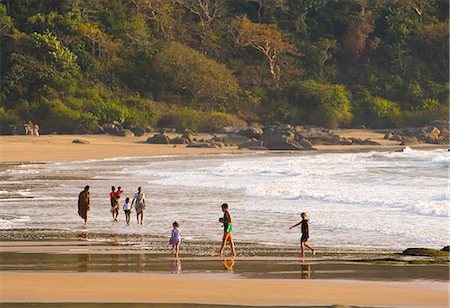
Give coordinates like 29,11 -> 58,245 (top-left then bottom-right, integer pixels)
298,138 -> 317,150
400,136 -> 419,145
427,120 -> 449,131
116,129 -> 135,137
102,123 -> 119,135
129,127 -> 146,137
236,127 -> 263,139
172,136 -> 190,144
187,142 -> 218,148
147,133 -> 171,144
220,135 -> 251,146
265,140 -> 305,150
260,127 -> 275,141
238,141 -> 265,150
384,131 -> 394,139
390,134 -> 403,142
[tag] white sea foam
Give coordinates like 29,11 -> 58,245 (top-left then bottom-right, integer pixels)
0,149 -> 448,249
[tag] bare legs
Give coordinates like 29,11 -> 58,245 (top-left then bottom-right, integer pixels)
137,212 -> 144,225
219,232 -> 236,257
171,243 -> 180,258
125,212 -> 130,225
301,242 -> 316,258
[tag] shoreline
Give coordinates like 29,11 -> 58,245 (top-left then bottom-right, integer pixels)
0,132 -> 447,163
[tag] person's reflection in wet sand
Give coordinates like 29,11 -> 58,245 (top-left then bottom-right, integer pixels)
78,253 -> 92,272
138,253 -> 146,272
300,262 -> 312,279
171,258 -> 182,274
223,258 -> 235,272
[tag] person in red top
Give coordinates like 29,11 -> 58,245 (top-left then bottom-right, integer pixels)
109,186 -> 119,221
113,186 -> 123,221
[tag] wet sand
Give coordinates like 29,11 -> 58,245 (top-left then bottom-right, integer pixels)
1,272 -> 448,307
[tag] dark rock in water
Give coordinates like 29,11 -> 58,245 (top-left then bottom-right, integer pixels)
401,248 -> 449,256
116,129 -> 135,137
236,127 -> 263,139
72,139 -> 90,144
147,133 -> 171,144
298,138 -> 317,150
265,140 -> 305,150
130,127 -> 146,137
441,246 -> 450,252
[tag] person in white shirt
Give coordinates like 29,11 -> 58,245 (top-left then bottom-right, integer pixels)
123,197 -> 132,225
131,187 -> 146,225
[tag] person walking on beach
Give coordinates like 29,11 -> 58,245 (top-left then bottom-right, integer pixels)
123,197 -> 132,225
219,203 -> 236,257
78,185 -> 90,224
289,212 -> 316,258
109,186 -> 119,221
131,187 -> 146,225
169,221 -> 182,258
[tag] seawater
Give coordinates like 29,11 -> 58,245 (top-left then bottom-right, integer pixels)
0,148 -> 448,251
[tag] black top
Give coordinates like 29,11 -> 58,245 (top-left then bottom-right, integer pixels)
301,219 -> 309,236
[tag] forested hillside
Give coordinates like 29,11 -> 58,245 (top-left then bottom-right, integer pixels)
0,0 -> 448,134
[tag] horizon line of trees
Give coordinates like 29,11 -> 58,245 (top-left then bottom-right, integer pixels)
0,0 -> 448,134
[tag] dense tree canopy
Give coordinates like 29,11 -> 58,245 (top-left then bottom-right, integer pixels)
0,0 -> 448,133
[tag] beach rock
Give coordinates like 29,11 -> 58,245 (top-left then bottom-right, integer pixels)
441,246 -> 450,252
145,127 -> 154,133
116,129 -> 135,137
435,136 -> 448,144
427,120 -> 449,131
265,140 -> 305,150
187,142 -> 217,148
112,121 -> 123,130
146,133 -> 171,144
298,138 -> 316,150
340,138 -> 352,145
238,141 -> 265,150
260,127 -> 275,141
220,126 -> 241,134
157,127 -> 176,133
236,127 -> 263,139
400,136 -> 419,145
403,127 -> 421,137
220,135 -> 251,146
129,127 -> 146,137
384,131 -> 394,139
102,123 -> 119,135
390,134 -> 403,142
361,139 -> 381,146
172,136 -> 190,144
93,125 -> 105,134
439,128 -> 449,138
72,139 -> 90,144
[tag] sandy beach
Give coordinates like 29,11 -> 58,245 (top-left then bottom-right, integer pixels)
0,131 -> 448,307
0,130 -> 445,163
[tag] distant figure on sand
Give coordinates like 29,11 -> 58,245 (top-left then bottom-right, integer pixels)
289,212 -> 316,258
131,187 -> 146,225
123,197 -> 132,225
109,186 -> 119,221
32,123 -> 39,136
170,221 -> 182,257
219,203 -> 236,257
78,185 -> 90,223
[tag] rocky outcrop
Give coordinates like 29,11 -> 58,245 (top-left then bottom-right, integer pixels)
265,140 -> 305,150
386,120 -> 449,145
236,127 -> 263,139
116,129 -> 135,137
238,141 -> 266,150
146,133 -> 171,144
129,127 -> 146,137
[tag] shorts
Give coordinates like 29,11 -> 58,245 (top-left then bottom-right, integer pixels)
223,232 -> 233,242
300,234 -> 309,243
124,210 -> 131,214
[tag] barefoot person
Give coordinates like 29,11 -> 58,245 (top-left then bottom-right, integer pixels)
131,187 -> 146,225
289,212 -> 316,258
123,197 -> 132,225
78,185 -> 90,224
169,221 -> 182,258
109,186 -> 119,221
219,203 -> 236,257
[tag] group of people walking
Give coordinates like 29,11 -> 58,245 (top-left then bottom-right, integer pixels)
77,186 -> 315,258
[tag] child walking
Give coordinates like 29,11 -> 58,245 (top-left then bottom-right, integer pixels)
170,221 -> 182,258
289,212 -> 316,258
123,197 -> 132,225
